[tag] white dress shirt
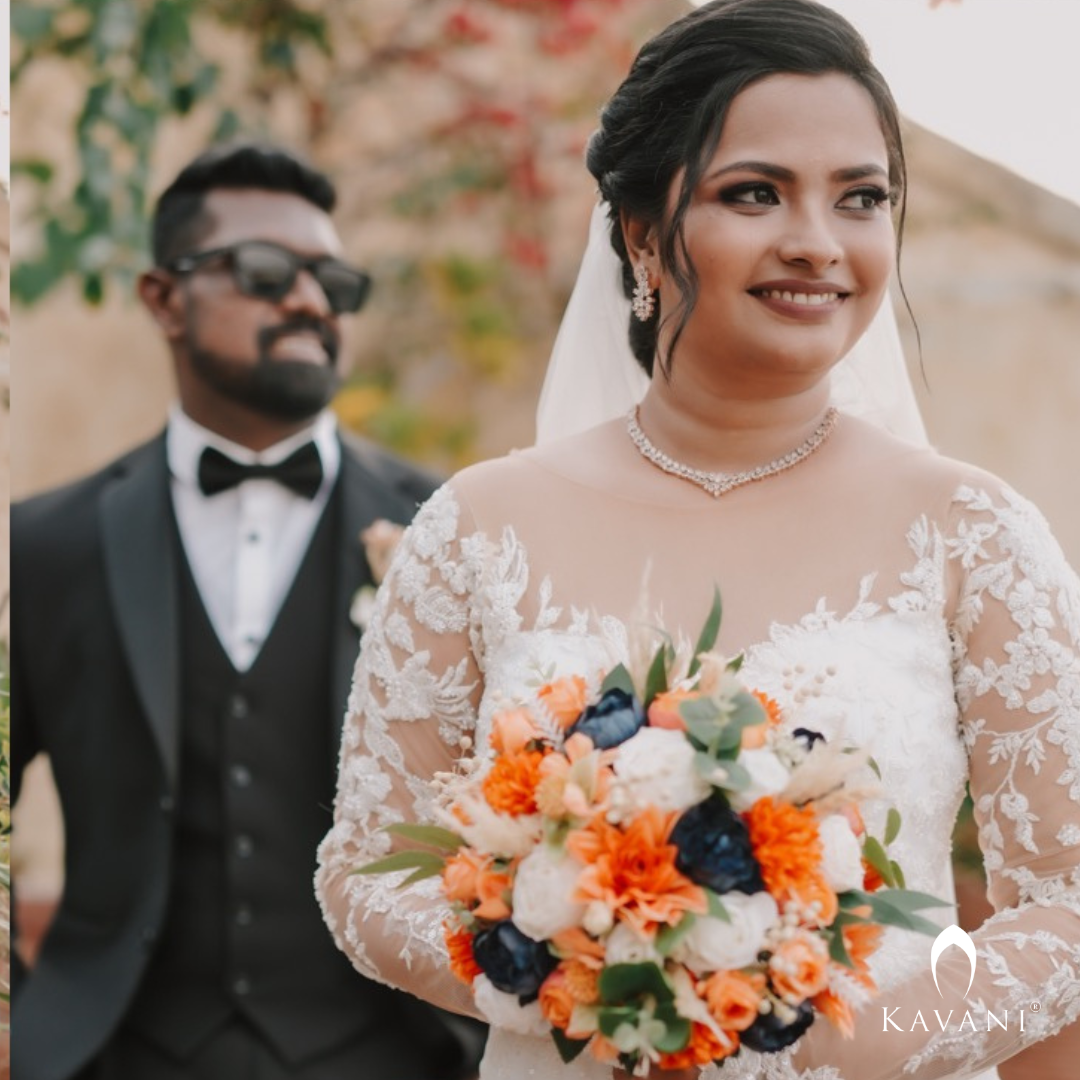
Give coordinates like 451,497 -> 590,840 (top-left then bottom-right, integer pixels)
167,407 -> 341,671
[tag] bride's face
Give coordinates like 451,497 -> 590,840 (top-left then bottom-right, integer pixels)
657,72 -> 896,392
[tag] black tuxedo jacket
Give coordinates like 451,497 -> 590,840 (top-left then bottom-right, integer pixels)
10,430 -> 448,1080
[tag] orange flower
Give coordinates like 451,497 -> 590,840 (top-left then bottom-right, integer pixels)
647,687 -> 698,731
657,1023 -> 738,1068
813,988 -> 855,1039
562,959 -> 601,1004
443,848 -> 513,919
444,923 -> 483,985
770,931 -> 830,1003
840,915 -> 883,991
794,874 -> 839,927
863,858 -> 885,892
743,691 -> 784,749
551,926 -> 607,968
566,807 -> 707,939
745,797 -> 823,900
539,968 -> 576,1030
482,748 -> 545,816
535,735 -> 613,819
702,971 -> 766,1032
490,707 -> 539,755
538,675 -> 588,728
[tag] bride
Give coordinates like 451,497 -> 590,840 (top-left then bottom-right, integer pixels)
316,1 -> 1080,1076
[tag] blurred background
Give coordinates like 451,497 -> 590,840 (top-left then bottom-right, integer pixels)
3,2 -> 1079,1077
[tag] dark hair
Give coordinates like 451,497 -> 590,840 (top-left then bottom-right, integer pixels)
151,141 -> 337,267
586,0 -> 908,377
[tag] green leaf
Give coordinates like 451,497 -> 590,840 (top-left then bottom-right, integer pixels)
688,587 -> 723,679
652,1013 -> 692,1053
861,836 -> 896,888
885,808 -> 902,846
828,926 -> 854,968
682,696 -> 722,725
384,823 -> 464,851
552,1029 -> 590,1063
600,664 -> 636,697
352,850 -> 446,877
597,1005 -> 639,1038
890,860 -> 906,889
12,6 -> 54,47
400,864 -> 445,887
705,890 -> 732,922
599,963 -> 673,1005
656,912 -> 697,957
643,642 -> 670,708
11,159 -> 55,184
867,756 -> 882,780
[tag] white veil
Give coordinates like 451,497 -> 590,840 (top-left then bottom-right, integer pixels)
535,202 -> 928,446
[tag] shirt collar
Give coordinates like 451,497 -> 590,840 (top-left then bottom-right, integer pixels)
167,406 -> 341,492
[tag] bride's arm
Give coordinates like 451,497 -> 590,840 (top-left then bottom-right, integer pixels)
785,481 -> 1080,1079
316,484 -> 485,1018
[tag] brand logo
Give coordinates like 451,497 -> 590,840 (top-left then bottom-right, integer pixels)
930,924 -> 977,997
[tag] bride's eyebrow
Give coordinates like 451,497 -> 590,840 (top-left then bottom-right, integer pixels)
704,160 -> 888,183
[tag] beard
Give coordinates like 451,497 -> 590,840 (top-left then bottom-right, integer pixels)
186,316 -> 343,422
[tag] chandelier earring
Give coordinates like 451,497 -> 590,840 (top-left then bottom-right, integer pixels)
631,264 -> 656,322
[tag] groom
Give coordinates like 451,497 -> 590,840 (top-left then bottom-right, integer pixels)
11,143 -> 482,1079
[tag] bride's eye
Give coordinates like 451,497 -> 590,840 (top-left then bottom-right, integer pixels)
720,181 -> 780,208
837,185 -> 890,213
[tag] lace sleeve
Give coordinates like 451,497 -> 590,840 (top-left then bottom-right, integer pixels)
776,482 -> 1080,1080
316,484 -> 484,1017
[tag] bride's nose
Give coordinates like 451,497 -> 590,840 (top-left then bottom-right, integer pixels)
776,207 -> 843,271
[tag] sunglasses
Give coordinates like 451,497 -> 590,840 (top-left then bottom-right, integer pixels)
167,240 -> 372,314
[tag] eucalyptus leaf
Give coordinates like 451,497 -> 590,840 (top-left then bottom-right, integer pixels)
861,836 -> 896,888
653,1014 -> 692,1053
705,890 -> 732,922
885,808 -> 902,846
599,962 -> 674,1005
644,643 -> 669,708
601,664 -> 636,698
656,913 -> 697,956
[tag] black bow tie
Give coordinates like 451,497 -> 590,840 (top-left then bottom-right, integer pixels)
198,441 -> 324,500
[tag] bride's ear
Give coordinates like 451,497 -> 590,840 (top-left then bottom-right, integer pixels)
620,210 -> 659,274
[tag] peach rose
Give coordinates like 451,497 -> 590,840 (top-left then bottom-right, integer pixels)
647,687 -> 698,731
741,691 -> 783,749
769,931 -> 830,1003
539,968 -> 576,1030
443,849 -> 513,919
490,707 -> 539,755
538,676 -> 588,728
702,971 -> 766,1032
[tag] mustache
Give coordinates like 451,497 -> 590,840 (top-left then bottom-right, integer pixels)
257,316 -> 340,364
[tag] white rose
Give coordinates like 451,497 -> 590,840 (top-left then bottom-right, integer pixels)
604,922 -> 663,966
511,846 -> 586,941
673,891 -> 779,973
819,814 -> 865,893
729,748 -> 791,811
472,975 -> 549,1035
607,728 -> 711,824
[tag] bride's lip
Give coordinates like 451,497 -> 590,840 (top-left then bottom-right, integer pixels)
748,280 -> 850,318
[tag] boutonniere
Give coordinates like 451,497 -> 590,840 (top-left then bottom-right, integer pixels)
350,519 -> 406,632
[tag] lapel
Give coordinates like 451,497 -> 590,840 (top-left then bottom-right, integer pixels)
99,436 -> 181,787
329,442 -> 383,745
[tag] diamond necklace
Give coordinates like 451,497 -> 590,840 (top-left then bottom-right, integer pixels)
625,406 -> 839,498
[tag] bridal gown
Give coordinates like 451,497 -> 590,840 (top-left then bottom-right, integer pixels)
316,415 -> 1080,1080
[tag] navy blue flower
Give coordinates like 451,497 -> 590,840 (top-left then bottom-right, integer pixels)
670,797 -> 765,895
566,688 -> 646,750
792,727 -> 826,750
740,999 -> 815,1052
472,920 -> 557,998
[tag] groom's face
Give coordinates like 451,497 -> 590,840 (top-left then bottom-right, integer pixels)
175,189 -> 350,425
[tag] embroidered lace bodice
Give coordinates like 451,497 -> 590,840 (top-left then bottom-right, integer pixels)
316,417 -> 1080,1080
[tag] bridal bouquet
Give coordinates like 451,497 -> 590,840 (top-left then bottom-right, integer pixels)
357,590 -> 946,1074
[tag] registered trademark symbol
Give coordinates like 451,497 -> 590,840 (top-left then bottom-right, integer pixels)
1030,1002 -> 1042,1012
